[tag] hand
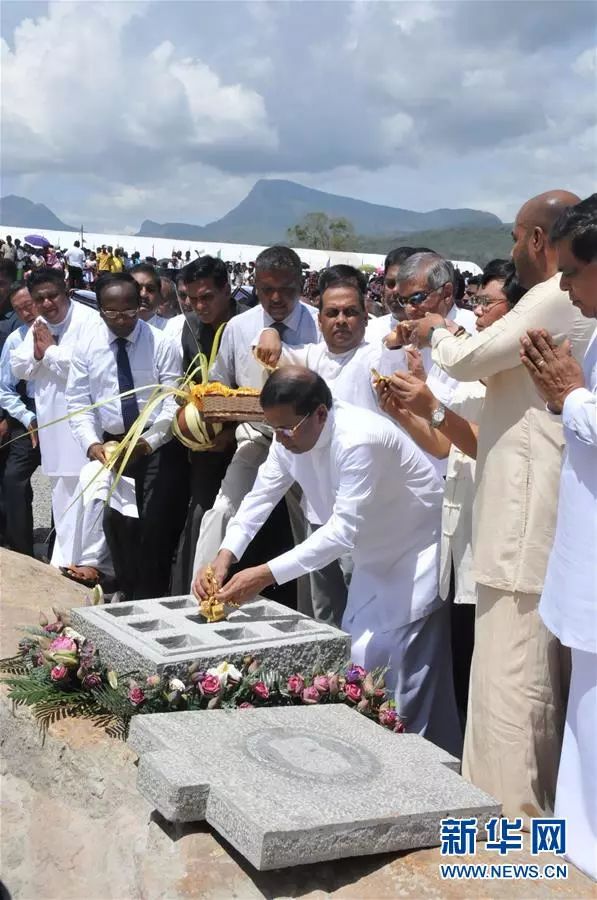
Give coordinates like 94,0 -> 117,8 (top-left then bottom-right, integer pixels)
409,313 -> 447,348
383,321 -> 416,350
387,371 -> 438,419
405,347 -> 426,381
0,418 -> 10,445
28,418 -> 39,449
254,328 -> 282,368
520,329 -> 585,414
215,564 -> 275,606
192,551 -> 234,601
206,426 -> 237,454
87,442 -> 108,464
33,321 -> 55,359
375,379 -> 409,423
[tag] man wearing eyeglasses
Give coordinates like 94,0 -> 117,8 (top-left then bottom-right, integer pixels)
65,272 -> 182,600
194,366 -> 462,756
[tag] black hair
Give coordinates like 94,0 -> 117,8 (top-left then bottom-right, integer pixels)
550,193 -> 597,263
384,246 -> 417,273
27,268 -> 67,294
7,281 -> 30,305
318,264 -> 367,296
466,275 -> 482,287
260,368 -> 333,415
74,240 -> 80,247
480,259 -> 514,287
95,273 -> 140,306
503,272 -> 526,307
130,263 -> 161,289
255,245 -> 302,279
180,255 -> 229,289
318,278 -> 366,312
0,258 -> 18,281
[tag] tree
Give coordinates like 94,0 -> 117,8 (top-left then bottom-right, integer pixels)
287,212 -> 357,251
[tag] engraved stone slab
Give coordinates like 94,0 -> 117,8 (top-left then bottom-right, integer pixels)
71,596 -> 350,678
128,705 -> 501,870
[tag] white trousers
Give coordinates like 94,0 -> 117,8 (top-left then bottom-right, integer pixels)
48,475 -> 81,567
555,648 -> 597,881
347,601 -> 462,758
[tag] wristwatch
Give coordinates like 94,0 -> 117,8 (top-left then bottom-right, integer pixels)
430,402 -> 446,428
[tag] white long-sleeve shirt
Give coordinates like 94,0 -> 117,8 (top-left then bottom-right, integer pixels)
209,301 -> 319,390
0,324 -> 36,428
540,328 -> 597,653
221,400 -> 444,631
10,301 -> 99,476
65,318 -> 182,454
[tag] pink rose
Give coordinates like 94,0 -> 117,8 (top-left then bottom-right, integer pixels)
82,672 -> 102,689
301,686 -> 320,704
201,675 -> 221,695
328,674 -> 341,696
287,674 -> 305,696
146,674 -> 161,687
253,681 -> 270,700
239,702 -> 254,709
344,683 -> 362,703
393,718 -> 406,734
379,708 -> 398,728
128,686 -> 145,706
50,664 -> 68,682
49,636 -> 77,653
313,675 -> 330,695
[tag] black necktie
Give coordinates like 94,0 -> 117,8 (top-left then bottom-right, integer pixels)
115,337 -> 140,432
271,321 -> 288,340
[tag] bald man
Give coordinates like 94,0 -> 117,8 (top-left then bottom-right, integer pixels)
399,191 -> 595,824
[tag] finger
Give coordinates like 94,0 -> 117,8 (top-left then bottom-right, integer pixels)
520,338 -> 545,370
520,354 -> 543,381
531,331 -> 557,361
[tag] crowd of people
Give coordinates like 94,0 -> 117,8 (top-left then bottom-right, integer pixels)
0,189 -> 595,879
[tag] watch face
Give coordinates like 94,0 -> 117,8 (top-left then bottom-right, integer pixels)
431,405 -> 445,427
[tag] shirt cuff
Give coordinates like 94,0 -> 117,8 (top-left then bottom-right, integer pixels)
267,548 -> 305,586
220,525 -> 252,562
562,387 -> 594,427
19,409 -> 36,429
430,327 -> 451,349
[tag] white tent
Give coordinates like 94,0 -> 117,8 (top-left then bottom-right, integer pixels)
2,225 -> 483,275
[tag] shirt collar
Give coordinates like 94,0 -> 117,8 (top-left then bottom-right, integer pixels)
312,405 -> 335,452
41,301 -> 73,336
106,318 -> 143,344
262,301 -> 303,334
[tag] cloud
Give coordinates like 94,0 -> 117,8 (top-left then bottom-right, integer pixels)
1,0 -> 595,231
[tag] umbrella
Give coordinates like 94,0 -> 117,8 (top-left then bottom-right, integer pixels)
24,233 -> 50,248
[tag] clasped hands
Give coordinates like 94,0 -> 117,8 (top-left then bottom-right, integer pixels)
33,320 -> 56,360
519,329 -> 585,414
192,550 -> 274,608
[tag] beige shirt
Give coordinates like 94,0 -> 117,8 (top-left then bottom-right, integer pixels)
439,380 -> 486,604
431,274 -> 595,595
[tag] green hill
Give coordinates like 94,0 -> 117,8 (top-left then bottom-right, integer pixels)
357,224 -> 513,267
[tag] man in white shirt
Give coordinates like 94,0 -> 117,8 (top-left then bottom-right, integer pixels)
10,268 -> 98,566
65,272 -> 184,600
131,264 -> 169,331
253,267 -> 407,624
65,241 -> 85,289
194,367 -> 461,755
384,252 -> 477,407
191,246 -> 319,594
520,193 -> 597,880
0,284 -> 40,556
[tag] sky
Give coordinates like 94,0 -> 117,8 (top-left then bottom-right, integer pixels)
1,0 -> 596,233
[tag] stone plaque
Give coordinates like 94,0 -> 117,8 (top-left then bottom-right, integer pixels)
128,705 -> 500,870
71,596 -> 350,679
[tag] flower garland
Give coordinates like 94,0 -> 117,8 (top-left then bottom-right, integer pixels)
0,607 -> 405,737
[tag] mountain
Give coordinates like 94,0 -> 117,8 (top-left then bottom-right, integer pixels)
359,224 -> 514,267
137,179 -> 501,244
0,195 -> 78,231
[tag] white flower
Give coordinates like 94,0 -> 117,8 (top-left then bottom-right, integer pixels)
62,626 -> 86,642
169,678 -> 186,692
207,661 -> 242,685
